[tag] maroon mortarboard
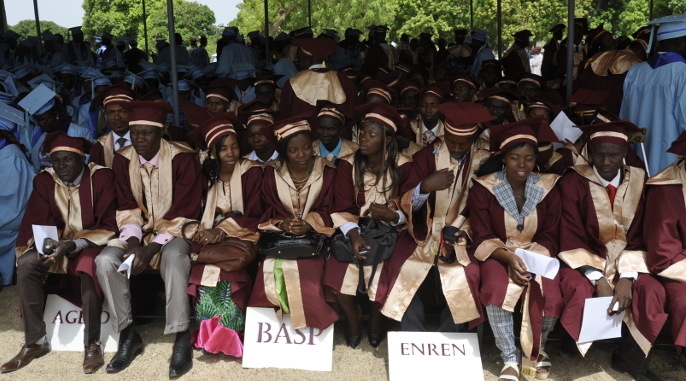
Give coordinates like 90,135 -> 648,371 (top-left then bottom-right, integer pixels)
519,73 -> 545,89
355,102 -> 403,133
419,83 -> 447,102
122,101 -> 174,127
479,87 -> 519,105
576,120 -> 641,146
293,37 -> 340,61
490,116 -> 557,152
526,97 -> 562,116
237,97 -> 276,125
452,74 -> 481,90
42,131 -> 93,156
363,80 -> 398,105
179,98 -> 213,126
261,113 -> 312,148
191,111 -> 243,150
203,78 -> 237,102
569,89 -> 611,116
92,82 -> 135,108
437,101 -> 493,138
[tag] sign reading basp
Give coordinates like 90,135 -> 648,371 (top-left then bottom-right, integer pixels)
43,294 -> 119,352
388,332 -> 484,381
242,307 -> 334,371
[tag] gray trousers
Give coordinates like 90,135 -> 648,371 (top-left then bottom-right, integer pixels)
485,304 -> 557,363
95,237 -> 191,335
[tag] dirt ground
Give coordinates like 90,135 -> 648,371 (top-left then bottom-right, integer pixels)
0,284 -> 684,381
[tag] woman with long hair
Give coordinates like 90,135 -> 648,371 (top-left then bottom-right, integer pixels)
248,114 -> 340,331
468,117 -> 563,381
325,103 -> 417,348
187,112 -> 265,356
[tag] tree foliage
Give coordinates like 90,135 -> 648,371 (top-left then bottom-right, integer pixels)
81,0 -> 217,49
10,20 -> 69,40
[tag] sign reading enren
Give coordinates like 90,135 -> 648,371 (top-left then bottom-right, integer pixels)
43,294 -> 119,352
388,332 -> 485,381
242,307 -> 334,372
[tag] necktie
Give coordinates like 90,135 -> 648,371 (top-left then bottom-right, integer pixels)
423,130 -> 436,145
606,184 -> 617,204
143,162 -> 154,175
116,137 -> 127,151
325,153 -> 335,162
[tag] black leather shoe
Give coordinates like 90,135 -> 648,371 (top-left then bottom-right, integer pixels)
106,326 -> 143,373
612,349 -> 663,381
346,334 -> 361,349
169,332 -> 193,379
368,331 -> 386,348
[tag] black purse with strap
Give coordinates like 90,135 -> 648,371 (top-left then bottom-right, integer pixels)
330,217 -> 398,293
258,230 -> 331,259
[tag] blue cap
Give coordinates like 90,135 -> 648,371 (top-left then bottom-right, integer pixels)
108,71 -> 124,79
80,67 -> 103,80
27,74 -> 60,90
94,36 -> 102,43
123,72 -> 143,88
471,27 -> 490,42
19,83 -> 57,116
177,65 -> 190,73
229,63 -> 254,80
650,14 -> 686,41
187,66 -> 205,80
158,62 -> 171,72
222,27 -> 237,36
11,64 -> 33,80
178,80 -> 191,92
0,102 -> 24,131
139,67 -> 160,80
94,77 -> 112,87
0,92 -> 16,106
1,75 -> 18,97
55,63 -> 78,76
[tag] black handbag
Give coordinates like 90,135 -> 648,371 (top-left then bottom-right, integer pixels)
258,230 -> 331,259
330,217 -> 398,293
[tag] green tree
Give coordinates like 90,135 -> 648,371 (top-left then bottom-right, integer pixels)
390,0 -> 470,41
82,0 -> 216,50
10,20 -> 69,40
233,0 -> 394,39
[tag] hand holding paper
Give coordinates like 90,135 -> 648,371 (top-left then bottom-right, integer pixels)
117,254 -> 135,279
578,296 -> 625,343
513,248 -> 560,279
32,225 -> 59,255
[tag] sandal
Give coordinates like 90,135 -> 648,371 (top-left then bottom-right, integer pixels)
499,362 -> 520,381
535,351 -> 552,380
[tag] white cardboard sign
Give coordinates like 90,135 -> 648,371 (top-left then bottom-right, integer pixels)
43,294 -> 120,352
388,331 -> 485,381
242,307 -> 334,372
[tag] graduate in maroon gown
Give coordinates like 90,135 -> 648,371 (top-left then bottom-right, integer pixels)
382,102 -> 493,332
2,132 -> 117,374
186,112 -> 265,356
248,114 -> 340,331
557,121 -> 667,380
467,117 -> 563,381
501,30 -> 533,81
278,37 -> 359,121
95,101 -> 202,377
325,103 -> 417,349
644,130 -> 686,357
89,83 -> 135,167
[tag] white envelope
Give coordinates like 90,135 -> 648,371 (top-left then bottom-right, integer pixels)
578,296 -> 625,343
514,248 -> 560,279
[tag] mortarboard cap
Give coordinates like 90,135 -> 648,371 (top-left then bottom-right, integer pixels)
69,26 -> 83,36
4,30 -> 20,40
490,116 -> 557,152
355,102 -> 402,133
452,73 -> 481,90
204,78 -> 236,103
42,131 -> 93,156
577,120 -> 641,146
650,14 -> 686,41
27,74 -> 60,90
345,28 -> 362,38
122,101 -> 174,127
420,83 -> 447,102
41,30 -> 56,42
471,27 -> 490,42
222,27 -> 238,37
178,80 -> 192,92
94,76 -> 112,87
92,82 -> 135,108
0,102 -> 24,131
191,111 -> 242,150
19,84 -> 57,116
549,24 -> 566,33
569,89 -> 610,116
513,30 -> 533,41
261,113 -> 312,148
293,38 -> 340,61
228,62 -> 254,80
102,32 -> 113,41
363,80 -> 397,105
437,101 -> 493,137
237,97 -> 276,125
519,73 -> 544,88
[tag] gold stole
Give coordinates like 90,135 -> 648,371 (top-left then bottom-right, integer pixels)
260,157 -> 333,330
289,70 -> 347,106
382,144 -> 485,323
558,165 -> 647,279
97,132 -> 115,168
473,173 -> 560,361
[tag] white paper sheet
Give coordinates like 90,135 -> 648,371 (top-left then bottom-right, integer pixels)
513,248 -> 560,279
577,296 -> 625,343
550,111 -> 582,144
32,225 -> 59,254
117,254 -> 135,279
